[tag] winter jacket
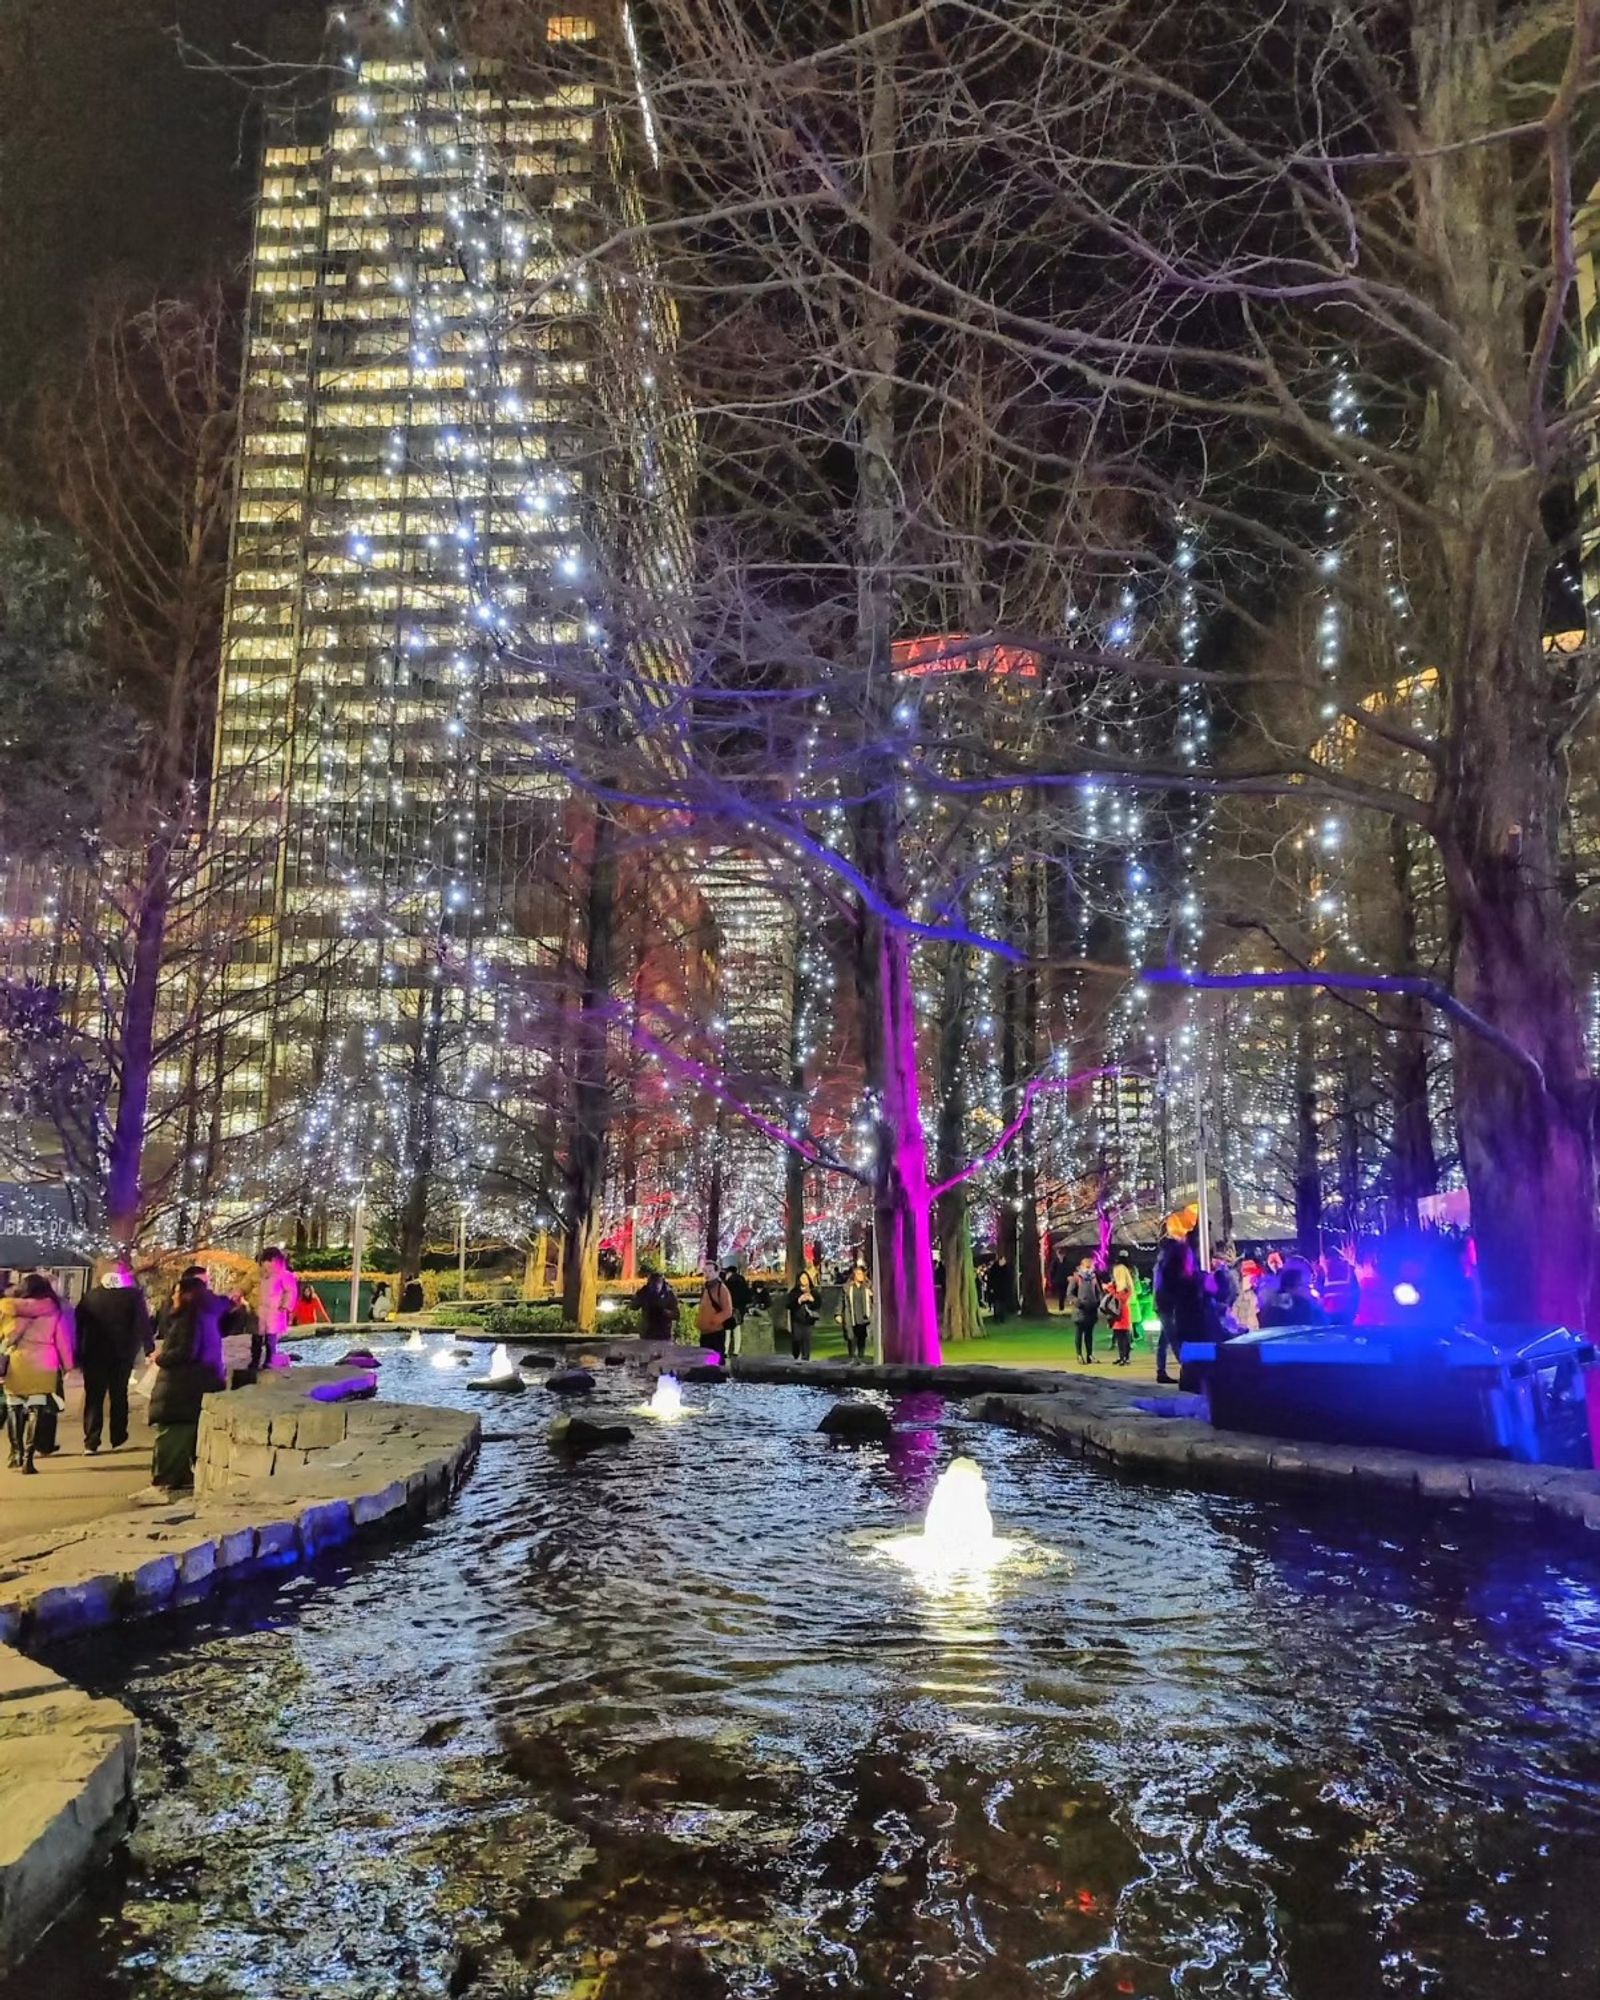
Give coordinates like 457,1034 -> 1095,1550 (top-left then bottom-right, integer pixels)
148,1289 -> 228,1427
635,1276 -> 680,1342
75,1281 -> 155,1369
1067,1269 -> 1101,1317
1,1296 -> 76,1400
258,1263 -> 299,1339
1153,1236 -> 1208,1341
840,1279 -> 872,1329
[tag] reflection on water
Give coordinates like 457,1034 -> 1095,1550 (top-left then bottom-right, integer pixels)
14,1351 -> 1600,2000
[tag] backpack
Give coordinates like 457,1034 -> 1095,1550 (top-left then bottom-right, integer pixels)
1099,1287 -> 1120,1323
696,1281 -> 732,1333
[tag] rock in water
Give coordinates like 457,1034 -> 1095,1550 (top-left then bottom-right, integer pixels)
818,1400 -> 893,1441
546,1367 -> 596,1395
337,1349 -> 380,1368
468,1373 -> 527,1394
518,1352 -> 557,1371
681,1363 -> 728,1384
549,1415 -> 633,1451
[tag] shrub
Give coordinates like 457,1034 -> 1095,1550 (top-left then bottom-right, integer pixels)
485,1302 -> 568,1341
425,1301 -> 498,1328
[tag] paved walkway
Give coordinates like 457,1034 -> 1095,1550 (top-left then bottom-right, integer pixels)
0,1380 -> 156,1548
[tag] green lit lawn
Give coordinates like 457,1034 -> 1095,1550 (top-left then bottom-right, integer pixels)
794,1310 -> 1169,1382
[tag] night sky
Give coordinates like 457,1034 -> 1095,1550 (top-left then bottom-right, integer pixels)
0,0 -> 325,419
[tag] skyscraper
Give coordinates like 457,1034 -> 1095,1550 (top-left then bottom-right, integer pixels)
211,2 -> 695,1246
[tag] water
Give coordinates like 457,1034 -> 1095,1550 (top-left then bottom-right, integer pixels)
13,1341 -> 1600,2000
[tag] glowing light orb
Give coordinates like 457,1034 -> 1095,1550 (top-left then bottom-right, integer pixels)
1141,1315 -> 1162,1335
1392,1281 -> 1421,1308
599,1297 -> 619,1315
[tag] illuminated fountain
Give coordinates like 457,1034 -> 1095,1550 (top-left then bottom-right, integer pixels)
406,1329 -> 425,1353
876,1456 -> 1039,1586
469,1342 -> 527,1394
922,1455 -> 995,1554
430,1345 -> 460,1370
635,1373 -> 691,1421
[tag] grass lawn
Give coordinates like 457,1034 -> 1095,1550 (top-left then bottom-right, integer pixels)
800,1310 -> 1169,1383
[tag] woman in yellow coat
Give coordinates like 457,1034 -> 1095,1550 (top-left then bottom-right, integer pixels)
1,1275 -> 76,1474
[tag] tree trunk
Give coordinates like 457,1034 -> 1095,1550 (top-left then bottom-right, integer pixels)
705,1102 -> 724,1263
858,886 -> 942,1365
783,907 -> 808,1283
523,1229 -> 549,1299
103,836 -> 172,1250
562,808 -> 618,1332
843,0 -> 939,1366
1387,825 -> 1438,1230
1292,997 -> 1323,1257
933,929 -> 982,1342
397,971 -> 446,1287
1017,865 -> 1048,1317
1443,798 -> 1597,1324
1409,0 -> 1600,1322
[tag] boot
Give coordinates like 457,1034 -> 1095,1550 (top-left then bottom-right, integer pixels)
5,1404 -> 23,1469
20,1407 -> 38,1474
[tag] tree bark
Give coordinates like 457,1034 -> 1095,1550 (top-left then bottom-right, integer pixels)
1409,0 -> 1599,1324
846,3 -> 939,1366
1387,821 -> 1438,1228
397,970 -> 446,1287
934,928 -> 982,1342
1292,996 -> 1323,1257
103,836 -> 172,1250
562,807 -> 618,1332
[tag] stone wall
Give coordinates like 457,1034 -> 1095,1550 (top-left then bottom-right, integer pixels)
196,1370 -> 371,1498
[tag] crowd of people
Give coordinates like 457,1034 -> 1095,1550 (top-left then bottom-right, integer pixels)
0,1246 -> 303,1492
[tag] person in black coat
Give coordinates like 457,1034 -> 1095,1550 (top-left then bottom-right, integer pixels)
1153,1230 -> 1206,1385
149,1272 -> 227,1492
75,1260 -> 155,1453
984,1252 -> 1017,1324
634,1267 -> 681,1342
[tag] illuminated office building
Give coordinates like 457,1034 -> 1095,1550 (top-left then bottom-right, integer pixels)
212,2 -> 695,1235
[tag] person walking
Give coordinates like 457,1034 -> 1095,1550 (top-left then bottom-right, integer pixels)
985,1251 -> 1017,1325
721,1264 -> 751,1352
255,1246 -> 299,1373
634,1266 -> 681,1342
1104,1262 -> 1135,1365
75,1258 -> 154,1454
788,1265 -> 820,1360
1,1276 -> 76,1474
1049,1248 -> 1074,1316
1066,1256 -> 1101,1363
695,1263 -> 735,1360
148,1269 -> 227,1493
839,1262 -> 873,1361
1153,1221 -> 1205,1385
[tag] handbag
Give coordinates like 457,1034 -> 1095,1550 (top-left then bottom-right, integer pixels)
0,1348 -> 9,1382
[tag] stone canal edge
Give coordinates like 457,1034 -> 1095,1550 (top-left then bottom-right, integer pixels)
0,1367 -> 479,1972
